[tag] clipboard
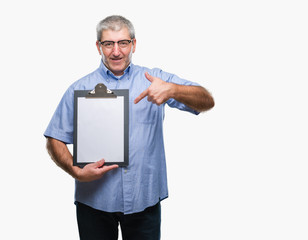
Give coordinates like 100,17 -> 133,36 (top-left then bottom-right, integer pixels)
73,83 -> 129,167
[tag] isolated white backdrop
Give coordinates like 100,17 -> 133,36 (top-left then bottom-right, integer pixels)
0,0 -> 307,239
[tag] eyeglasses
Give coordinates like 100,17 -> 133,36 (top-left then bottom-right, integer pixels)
99,39 -> 133,49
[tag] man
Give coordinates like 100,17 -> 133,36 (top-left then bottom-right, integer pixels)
45,15 -> 214,240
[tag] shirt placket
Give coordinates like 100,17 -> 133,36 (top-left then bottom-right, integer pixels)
122,166 -> 134,213
108,70 -> 133,213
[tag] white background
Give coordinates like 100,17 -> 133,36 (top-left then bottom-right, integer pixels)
0,0 -> 307,239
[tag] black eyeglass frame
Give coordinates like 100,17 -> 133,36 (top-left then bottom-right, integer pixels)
99,39 -> 133,48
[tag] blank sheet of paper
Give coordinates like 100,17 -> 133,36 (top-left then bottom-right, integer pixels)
77,96 -> 124,163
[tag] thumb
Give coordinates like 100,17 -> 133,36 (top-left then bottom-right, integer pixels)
93,159 -> 105,168
145,72 -> 154,82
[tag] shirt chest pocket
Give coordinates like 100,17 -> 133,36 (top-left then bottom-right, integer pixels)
132,99 -> 158,124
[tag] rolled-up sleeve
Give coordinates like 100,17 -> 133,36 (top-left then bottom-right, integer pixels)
150,68 -> 200,115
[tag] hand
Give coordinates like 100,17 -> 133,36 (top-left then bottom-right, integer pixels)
134,72 -> 174,106
74,159 -> 118,182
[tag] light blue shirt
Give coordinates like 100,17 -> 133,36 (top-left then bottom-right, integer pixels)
44,61 -> 199,214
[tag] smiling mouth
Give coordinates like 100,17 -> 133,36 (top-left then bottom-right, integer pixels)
111,58 -> 122,62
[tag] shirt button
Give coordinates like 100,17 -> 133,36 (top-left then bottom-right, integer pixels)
124,169 -> 127,173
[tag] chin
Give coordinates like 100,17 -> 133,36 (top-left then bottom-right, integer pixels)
112,67 -> 124,73
111,64 -> 126,72
110,68 -> 124,76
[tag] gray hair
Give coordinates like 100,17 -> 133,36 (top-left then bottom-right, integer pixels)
96,15 -> 135,41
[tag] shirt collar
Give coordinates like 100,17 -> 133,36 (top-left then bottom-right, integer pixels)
99,60 -> 133,82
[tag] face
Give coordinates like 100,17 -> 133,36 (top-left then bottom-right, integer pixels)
96,28 -> 136,76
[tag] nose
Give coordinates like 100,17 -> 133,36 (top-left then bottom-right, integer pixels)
112,43 -> 120,56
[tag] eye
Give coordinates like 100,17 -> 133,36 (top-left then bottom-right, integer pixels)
102,41 -> 114,48
118,40 -> 130,47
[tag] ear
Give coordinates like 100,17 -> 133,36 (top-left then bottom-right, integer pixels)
132,38 -> 136,53
96,41 -> 102,55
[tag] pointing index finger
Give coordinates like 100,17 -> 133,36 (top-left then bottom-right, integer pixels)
134,89 -> 149,104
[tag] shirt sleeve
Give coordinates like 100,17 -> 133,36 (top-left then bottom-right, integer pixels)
150,68 -> 200,115
44,87 -> 75,144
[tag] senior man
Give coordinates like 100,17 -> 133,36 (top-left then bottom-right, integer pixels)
45,15 -> 214,240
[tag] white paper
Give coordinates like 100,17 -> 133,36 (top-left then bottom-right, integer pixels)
77,96 -> 124,163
